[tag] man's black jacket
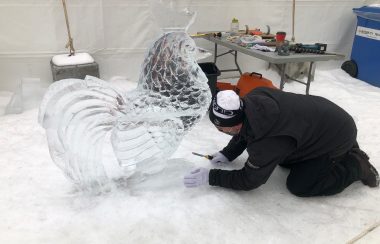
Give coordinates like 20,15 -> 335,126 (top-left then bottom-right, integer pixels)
209,87 -> 357,190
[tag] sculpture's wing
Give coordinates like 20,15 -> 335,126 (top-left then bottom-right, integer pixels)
111,114 -> 185,174
38,76 -> 127,189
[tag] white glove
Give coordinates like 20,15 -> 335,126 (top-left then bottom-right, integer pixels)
210,152 -> 230,164
183,168 -> 209,188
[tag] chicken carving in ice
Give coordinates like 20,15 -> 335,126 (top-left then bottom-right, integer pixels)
38,32 -> 211,189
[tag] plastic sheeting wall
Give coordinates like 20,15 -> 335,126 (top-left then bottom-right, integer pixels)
0,0 -> 377,92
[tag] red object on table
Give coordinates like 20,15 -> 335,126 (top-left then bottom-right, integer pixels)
276,31 -> 286,42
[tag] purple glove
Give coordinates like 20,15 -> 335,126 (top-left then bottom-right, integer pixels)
183,168 -> 210,188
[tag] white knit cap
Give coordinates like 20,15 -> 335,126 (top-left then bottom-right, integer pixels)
209,90 -> 244,127
214,90 -> 241,119
217,90 -> 240,110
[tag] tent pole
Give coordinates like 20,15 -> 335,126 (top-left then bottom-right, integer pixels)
291,0 -> 296,43
61,0 -> 75,56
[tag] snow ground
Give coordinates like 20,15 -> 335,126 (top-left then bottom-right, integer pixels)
0,69 -> 379,244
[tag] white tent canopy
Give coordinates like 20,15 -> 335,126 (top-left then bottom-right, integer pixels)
0,0 -> 376,92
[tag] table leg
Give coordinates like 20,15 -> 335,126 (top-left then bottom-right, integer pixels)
306,62 -> 315,95
214,43 -> 218,64
234,51 -> 242,75
280,63 -> 286,90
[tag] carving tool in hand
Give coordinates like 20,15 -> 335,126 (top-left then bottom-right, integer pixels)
192,152 -> 214,160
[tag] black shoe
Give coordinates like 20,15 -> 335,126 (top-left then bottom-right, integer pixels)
349,148 -> 379,187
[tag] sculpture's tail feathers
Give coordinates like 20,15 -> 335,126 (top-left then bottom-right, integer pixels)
38,76 -> 128,190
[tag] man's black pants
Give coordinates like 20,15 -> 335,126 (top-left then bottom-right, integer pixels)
285,149 -> 361,197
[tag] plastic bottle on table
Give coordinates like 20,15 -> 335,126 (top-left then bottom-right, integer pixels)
231,18 -> 239,34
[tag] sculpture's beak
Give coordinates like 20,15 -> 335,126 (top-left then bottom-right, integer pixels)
195,47 -> 212,61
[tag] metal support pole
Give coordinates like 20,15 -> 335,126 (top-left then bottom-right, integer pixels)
234,51 -> 242,75
306,62 -> 314,95
216,50 -> 235,58
213,43 -> 242,75
280,63 -> 286,90
214,43 -> 218,64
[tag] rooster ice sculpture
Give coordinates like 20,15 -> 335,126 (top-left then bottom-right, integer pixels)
38,32 -> 211,190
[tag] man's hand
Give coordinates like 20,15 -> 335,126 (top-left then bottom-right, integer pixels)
183,168 -> 209,188
210,152 -> 230,164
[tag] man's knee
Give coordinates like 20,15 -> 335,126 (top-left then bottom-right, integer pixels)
286,177 -> 312,197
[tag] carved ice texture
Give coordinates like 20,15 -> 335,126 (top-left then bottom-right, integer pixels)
38,31 -> 211,190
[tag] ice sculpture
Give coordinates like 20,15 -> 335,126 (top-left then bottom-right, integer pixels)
38,31 -> 211,190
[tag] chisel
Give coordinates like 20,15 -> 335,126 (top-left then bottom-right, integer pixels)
192,152 -> 214,160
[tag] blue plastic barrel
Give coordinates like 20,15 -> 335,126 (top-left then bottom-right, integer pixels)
351,6 -> 380,87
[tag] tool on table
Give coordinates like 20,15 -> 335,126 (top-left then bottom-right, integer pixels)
277,41 -> 290,56
191,33 -> 213,38
248,25 -> 271,36
289,43 -> 327,54
192,152 -> 214,160
213,32 -> 232,38
191,32 -> 231,38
